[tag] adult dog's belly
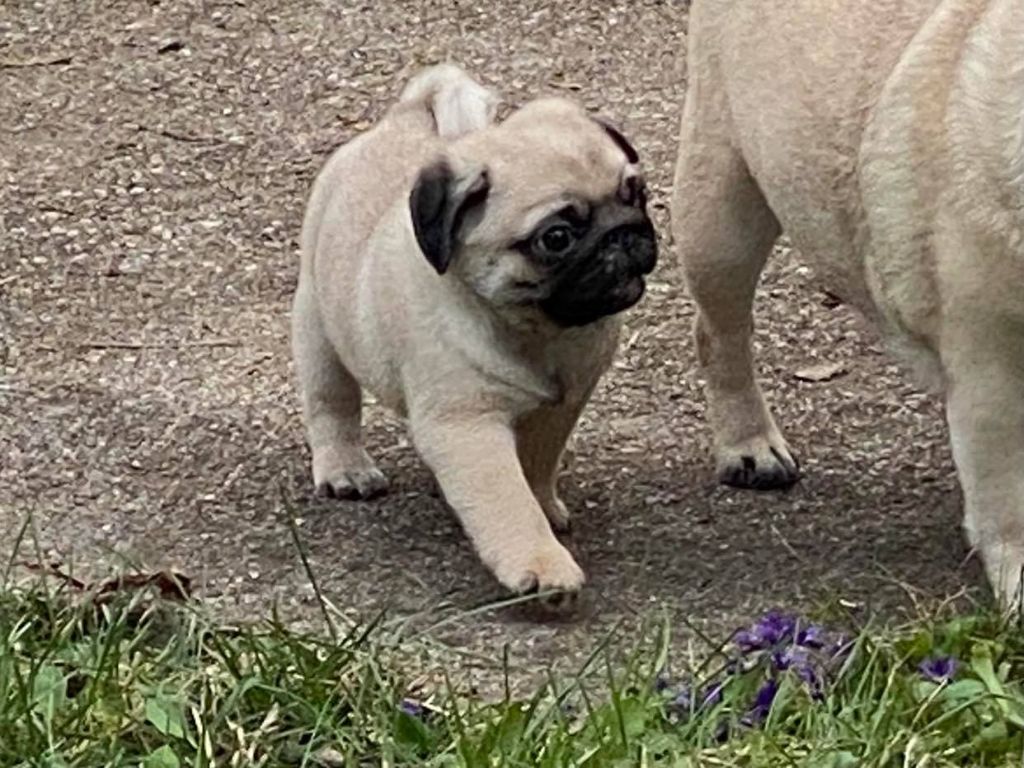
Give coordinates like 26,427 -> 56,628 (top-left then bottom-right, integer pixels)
712,0 -> 943,321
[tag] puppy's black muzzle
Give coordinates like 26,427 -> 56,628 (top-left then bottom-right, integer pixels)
540,219 -> 657,328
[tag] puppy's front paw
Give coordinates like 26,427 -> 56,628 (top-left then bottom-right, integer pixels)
491,540 -> 585,599
716,432 -> 799,490
312,447 -> 389,500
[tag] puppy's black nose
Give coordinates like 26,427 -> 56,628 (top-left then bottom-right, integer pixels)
603,221 -> 657,274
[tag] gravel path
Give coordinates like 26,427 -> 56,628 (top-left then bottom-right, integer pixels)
1,0 -> 980,686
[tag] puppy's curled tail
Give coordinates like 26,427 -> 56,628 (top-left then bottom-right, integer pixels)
398,64 -> 499,140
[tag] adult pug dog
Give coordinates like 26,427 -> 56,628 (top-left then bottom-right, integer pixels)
293,65 -> 657,596
672,0 -> 1024,602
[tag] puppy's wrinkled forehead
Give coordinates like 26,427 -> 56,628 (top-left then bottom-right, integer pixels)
456,98 -> 636,216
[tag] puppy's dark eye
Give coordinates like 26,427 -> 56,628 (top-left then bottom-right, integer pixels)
537,225 -> 575,255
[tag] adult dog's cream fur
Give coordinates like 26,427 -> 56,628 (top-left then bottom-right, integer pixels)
293,65 -> 656,596
672,0 -> 1024,603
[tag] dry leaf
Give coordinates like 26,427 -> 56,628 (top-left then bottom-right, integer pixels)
793,361 -> 847,383
16,561 -> 192,602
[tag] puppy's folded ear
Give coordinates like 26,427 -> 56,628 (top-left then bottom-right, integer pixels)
409,159 -> 490,274
593,116 -> 640,164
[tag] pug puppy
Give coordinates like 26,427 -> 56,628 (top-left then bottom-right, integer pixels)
292,64 -> 657,596
671,0 -> 1024,603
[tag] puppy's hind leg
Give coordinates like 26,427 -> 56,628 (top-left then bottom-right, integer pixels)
291,283 -> 388,499
516,400 -> 588,533
671,130 -> 799,490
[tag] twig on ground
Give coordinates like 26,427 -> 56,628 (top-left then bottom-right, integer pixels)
0,55 -> 72,69
16,560 -> 88,590
80,338 -> 244,350
137,125 -> 226,145
0,384 -> 33,394
770,523 -> 805,563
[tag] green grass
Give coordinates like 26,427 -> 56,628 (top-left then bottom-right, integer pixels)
3,573 -> 1024,767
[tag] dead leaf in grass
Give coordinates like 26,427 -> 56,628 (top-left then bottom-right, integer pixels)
94,571 -> 192,602
15,563 -> 193,638
16,561 -> 192,603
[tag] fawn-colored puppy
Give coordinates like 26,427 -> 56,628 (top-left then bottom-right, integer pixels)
293,65 -> 656,597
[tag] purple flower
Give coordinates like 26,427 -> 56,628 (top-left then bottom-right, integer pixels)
399,699 -> 424,718
772,645 -> 826,700
701,681 -> 726,709
742,679 -> 779,726
664,614 -> 855,733
919,656 -> 959,683
666,679 -> 730,718
772,645 -> 808,672
735,612 -> 797,652
753,679 -> 779,713
796,624 -> 828,649
667,686 -> 693,714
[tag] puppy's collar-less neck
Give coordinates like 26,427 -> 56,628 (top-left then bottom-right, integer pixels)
434,286 -> 565,408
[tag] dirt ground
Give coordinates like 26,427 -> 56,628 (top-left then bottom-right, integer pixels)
1,0 -> 984,683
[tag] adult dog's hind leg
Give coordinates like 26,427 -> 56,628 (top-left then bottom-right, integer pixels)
942,311 -> 1024,607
